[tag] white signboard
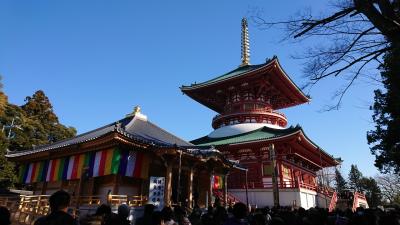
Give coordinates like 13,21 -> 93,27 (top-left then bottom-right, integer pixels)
149,176 -> 165,210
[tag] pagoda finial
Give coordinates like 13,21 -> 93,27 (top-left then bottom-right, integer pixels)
240,17 -> 250,67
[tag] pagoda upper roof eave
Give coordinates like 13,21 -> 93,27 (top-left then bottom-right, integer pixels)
180,57 -> 310,112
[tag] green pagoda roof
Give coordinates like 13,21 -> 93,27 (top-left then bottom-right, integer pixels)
191,125 -> 338,166
191,125 -> 302,146
181,63 -> 266,90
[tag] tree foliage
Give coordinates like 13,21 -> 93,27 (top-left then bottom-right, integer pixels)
2,90 -> 77,151
360,177 -> 382,207
255,0 -> 400,172
348,164 -> 363,191
0,87 -> 76,188
367,47 -> 400,173
0,77 -> 16,189
335,168 -> 348,193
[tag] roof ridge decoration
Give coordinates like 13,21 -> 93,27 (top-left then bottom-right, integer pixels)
240,18 -> 250,67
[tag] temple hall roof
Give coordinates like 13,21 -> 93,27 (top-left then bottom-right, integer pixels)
6,112 -> 193,158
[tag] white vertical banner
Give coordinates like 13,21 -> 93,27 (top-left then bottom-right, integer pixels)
149,176 -> 165,210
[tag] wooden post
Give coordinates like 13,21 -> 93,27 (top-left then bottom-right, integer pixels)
279,163 -> 284,188
270,144 -> 280,207
41,182 -> 48,195
188,167 -> 194,208
177,150 -> 182,205
290,167 -> 295,188
223,173 -> 228,207
245,169 -> 249,207
112,175 -> 119,195
208,170 -> 213,207
164,163 -> 173,206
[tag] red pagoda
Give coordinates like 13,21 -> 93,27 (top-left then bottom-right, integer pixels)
181,18 -> 339,209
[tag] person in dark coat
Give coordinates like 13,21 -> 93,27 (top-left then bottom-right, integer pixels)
104,204 -> 130,225
136,204 -> 155,225
34,190 -> 78,225
0,206 -> 11,225
222,202 -> 249,225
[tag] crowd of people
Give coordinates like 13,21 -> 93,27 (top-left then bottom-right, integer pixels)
1,190 -> 400,225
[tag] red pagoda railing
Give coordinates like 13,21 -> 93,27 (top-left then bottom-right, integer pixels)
231,180 -> 334,194
212,110 -> 287,123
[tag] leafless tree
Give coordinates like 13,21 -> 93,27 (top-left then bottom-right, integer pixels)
375,173 -> 400,203
252,0 -> 400,109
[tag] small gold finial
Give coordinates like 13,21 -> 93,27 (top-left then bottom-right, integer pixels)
133,105 -> 141,114
126,105 -> 142,117
240,18 -> 251,67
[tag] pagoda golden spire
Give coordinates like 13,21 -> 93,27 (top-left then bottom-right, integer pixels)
240,18 -> 250,67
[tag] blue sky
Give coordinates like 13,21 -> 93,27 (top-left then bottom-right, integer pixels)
0,1 -> 380,177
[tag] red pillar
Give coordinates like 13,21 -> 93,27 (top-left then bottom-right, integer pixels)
290,167 -> 295,188
278,162 -> 284,188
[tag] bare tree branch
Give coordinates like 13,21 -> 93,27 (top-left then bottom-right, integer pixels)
294,7 -> 357,38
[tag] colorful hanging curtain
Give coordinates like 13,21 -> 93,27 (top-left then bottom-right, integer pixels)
46,158 -> 66,182
20,148 -> 149,183
65,153 -> 89,180
213,175 -> 224,190
91,148 -> 121,177
119,150 -> 149,179
19,161 -> 47,184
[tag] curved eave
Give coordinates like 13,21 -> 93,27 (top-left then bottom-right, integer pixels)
181,147 -> 246,171
192,125 -> 301,147
193,126 -> 338,167
6,129 -> 170,161
229,129 -> 338,167
296,129 -> 339,167
6,130 -> 117,160
180,62 -> 270,91
271,58 -> 310,106
180,57 -> 310,112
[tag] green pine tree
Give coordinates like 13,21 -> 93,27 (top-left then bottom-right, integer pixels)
348,164 -> 363,192
0,133 -> 16,189
335,168 -> 347,193
360,177 -> 382,208
367,46 -> 400,173
0,77 -> 16,189
0,87 -> 77,188
21,90 -> 76,144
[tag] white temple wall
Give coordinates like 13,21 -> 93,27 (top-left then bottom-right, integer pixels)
299,189 -> 317,209
229,188 -> 317,209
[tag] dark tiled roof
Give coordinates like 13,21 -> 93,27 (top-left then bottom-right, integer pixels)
6,114 -> 192,158
124,116 -> 193,147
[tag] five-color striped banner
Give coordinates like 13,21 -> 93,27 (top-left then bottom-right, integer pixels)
19,148 -> 149,184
